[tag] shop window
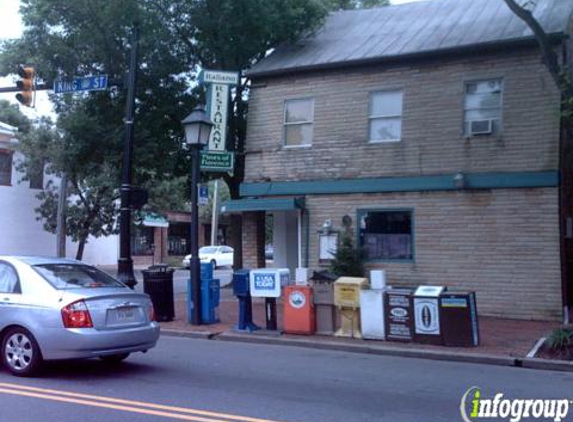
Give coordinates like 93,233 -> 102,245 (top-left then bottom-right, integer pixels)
464,79 -> 503,137
358,209 -> 413,261
369,90 -> 403,142
131,226 -> 154,256
283,98 -> 314,147
0,150 -> 13,186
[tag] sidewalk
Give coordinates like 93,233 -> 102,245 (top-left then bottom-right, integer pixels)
156,291 -> 572,370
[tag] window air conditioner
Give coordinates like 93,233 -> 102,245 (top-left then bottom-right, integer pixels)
469,119 -> 494,136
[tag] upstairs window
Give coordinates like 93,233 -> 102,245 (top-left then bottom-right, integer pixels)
369,90 -> 403,142
0,150 -> 13,186
283,98 -> 314,147
464,79 -> 503,137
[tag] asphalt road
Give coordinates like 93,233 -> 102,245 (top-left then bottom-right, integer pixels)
0,336 -> 572,422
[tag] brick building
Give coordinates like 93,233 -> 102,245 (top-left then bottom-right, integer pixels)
223,0 -> 573,321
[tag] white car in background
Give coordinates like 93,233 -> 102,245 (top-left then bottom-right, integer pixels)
182,246 -> 234,269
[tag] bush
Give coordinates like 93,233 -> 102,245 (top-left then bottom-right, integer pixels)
546,327 -> 573,351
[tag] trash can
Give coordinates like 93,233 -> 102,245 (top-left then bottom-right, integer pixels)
413,285 -> 446,345
201,278 -> 220,324
283,285 -> 315,335
384,288 -> 414,342
142,264 -> 175,322
439,291 -> 479,347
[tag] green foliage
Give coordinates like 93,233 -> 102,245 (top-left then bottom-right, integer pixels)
0,100 -> 31,133
330,231 -> 365,277
326,0 -> 389,10
546,328 -> 573,351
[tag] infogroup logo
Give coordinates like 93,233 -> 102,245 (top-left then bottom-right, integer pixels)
460,387 -> 572,422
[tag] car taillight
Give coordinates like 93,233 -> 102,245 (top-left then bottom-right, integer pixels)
61,300 -> 93,328
148,303 -> 156,322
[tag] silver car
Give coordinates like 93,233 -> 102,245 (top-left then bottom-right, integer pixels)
0,256 -> 160,376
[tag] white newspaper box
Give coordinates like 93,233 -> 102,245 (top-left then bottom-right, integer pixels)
249,269 -> 290,298
413,285 -> 445,345
360,289 -> 386,340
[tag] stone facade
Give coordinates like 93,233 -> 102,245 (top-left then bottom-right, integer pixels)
245,48 -> 560,182
306,188 -> 561,321
240,47 -> 564,321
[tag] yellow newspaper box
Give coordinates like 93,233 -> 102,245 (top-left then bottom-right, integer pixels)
334,277 -> 368,338
334,277 -> 368,309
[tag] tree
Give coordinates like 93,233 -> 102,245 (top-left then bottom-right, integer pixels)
327,0 -> 389,10
329,230 -> 365,277
148,0 -> 331,266
502,0 -> 573,115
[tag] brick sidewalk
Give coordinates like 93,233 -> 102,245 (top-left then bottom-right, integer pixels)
158,291 -> 557,359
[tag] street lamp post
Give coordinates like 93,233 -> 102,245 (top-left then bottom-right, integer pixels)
182,107 -> 214,325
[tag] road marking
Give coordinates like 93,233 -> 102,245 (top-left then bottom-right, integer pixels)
0,382 -> 285,422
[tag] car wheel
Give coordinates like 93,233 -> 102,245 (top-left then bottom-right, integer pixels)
2,327 -> 43,377
210,259 -> 217,269
99,353 -> 130,364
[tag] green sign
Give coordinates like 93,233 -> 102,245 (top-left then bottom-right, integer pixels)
200,151 -> 234,172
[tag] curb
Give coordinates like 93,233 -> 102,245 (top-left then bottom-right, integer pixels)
160,329 -> 573,372
161,329 -> 217,340
215,332 -> 516,367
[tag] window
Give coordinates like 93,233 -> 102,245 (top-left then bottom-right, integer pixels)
28,164 -> 44,190
0,263 -> 20,294
0,150 -> 13,186
359,210 -> 413,261
369,90 -> 403,142
464,79 -> 502,137
283,98 -> 314,147
131,226 -> 154,256
34,264 -> 124,289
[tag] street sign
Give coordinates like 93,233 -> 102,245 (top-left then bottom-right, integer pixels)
198,185 -> 209,206
53,75 -> 108,94
200,151 -> 234,172
199,70 -> 239,86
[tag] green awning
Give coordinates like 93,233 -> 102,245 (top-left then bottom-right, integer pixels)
221,197 -> 305,213
141,213 -> 169,228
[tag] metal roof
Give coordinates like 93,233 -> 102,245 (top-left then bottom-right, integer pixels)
248,0 -> 573,77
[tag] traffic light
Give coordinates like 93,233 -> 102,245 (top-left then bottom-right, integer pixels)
15,65 -> 35,107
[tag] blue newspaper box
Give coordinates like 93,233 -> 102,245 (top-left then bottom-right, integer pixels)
233,269 -> 251,297
200,278 -> 220,324
201,262 -> 213,281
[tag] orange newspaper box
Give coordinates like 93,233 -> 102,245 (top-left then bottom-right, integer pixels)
283,286 -> 316,335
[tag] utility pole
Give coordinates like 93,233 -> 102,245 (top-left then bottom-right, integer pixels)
117,26 -> 139,289
211,179 -> 219,245
56,173 -> 67,257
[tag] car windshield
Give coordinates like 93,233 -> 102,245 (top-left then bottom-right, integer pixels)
33,264 -> 125,289
200,247 -> 218,254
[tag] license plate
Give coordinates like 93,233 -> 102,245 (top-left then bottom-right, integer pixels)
107,306 -> 140,326
116,307 -> 136,321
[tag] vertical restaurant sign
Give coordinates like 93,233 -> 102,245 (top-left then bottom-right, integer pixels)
208,84 -> 229,151
200,70 -> 239,152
